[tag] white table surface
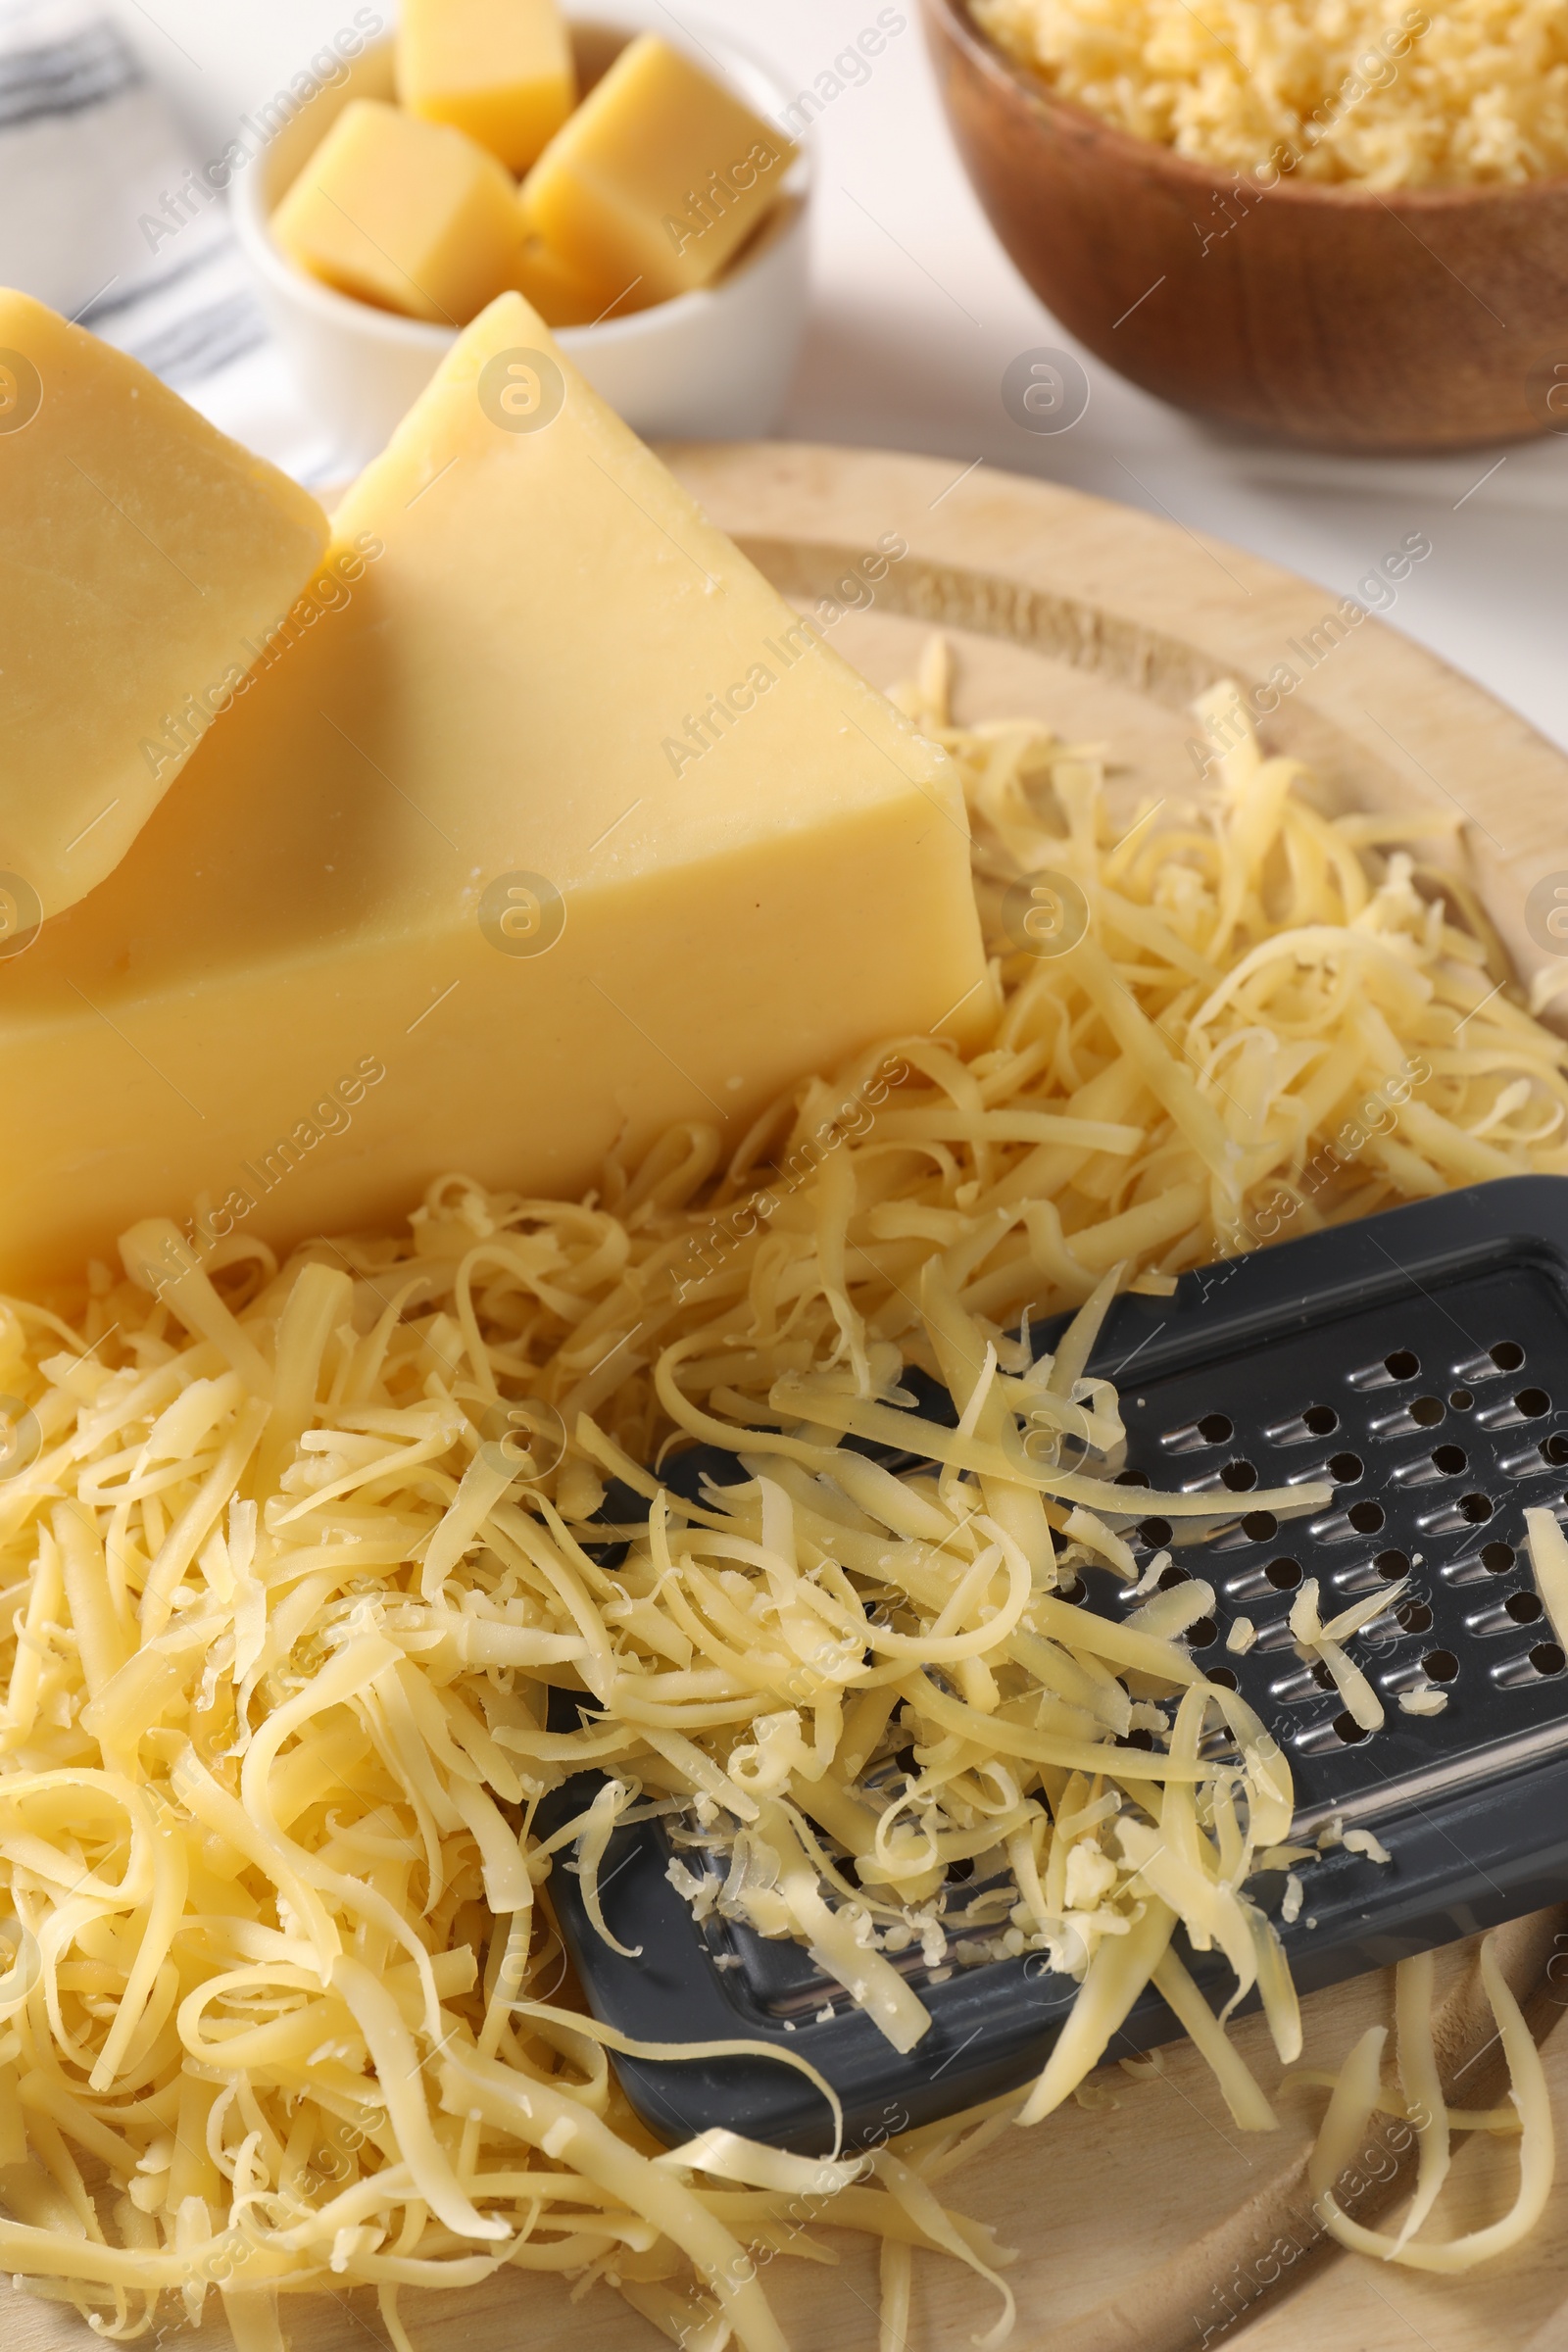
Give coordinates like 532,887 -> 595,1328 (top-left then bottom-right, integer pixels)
669,0 -> 1568,769
140,0 -> 1568,758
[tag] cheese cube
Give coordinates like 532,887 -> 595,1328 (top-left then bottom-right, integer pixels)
520,34 -> 795,304
505,233 -> 639,326
0,294 -> 986,1289
398,0 -> 575,174
271,99 -> 521,325
0,290 -> 327,923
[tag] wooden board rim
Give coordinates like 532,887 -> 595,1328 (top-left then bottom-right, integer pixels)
17,439 -> 1568,2352
663,438 -> 1568,1000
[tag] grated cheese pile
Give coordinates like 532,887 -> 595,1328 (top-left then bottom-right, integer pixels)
970,0 -> 1568,186
1,644 -> 1564,2349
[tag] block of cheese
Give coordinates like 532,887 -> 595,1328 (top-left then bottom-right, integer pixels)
520,34 -> 795,303
0,294 -> 986,1289
505,233 -> 637,326
0,290 -> 327,922
398,0 -> 575,173
271,100 -> 521,324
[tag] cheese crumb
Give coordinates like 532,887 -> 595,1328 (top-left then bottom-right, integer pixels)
1129,1548 -> 1172,1597
1400,1686 -> 1449,1715
1073,2079 -> 1121,2111
1226,1615 -> 1256,1654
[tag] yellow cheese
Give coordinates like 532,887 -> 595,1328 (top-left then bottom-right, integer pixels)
505,232 -> 636,326
398,0 -> 575,173
520,34 -> 796,304
0,294 -> 986,1288
271,99 -> 522,325
0,290 -> 327,923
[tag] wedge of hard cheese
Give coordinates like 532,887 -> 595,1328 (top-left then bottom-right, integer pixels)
0,294 -> 986,1286
0,290 -> 328,921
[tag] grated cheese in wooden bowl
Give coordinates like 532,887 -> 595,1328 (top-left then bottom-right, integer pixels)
971,0 -> 1568,186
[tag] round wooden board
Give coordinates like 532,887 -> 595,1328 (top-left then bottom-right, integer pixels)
17,446 -> 1568,2352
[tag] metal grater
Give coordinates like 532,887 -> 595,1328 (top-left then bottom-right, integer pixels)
537,1175 -> 1568,2152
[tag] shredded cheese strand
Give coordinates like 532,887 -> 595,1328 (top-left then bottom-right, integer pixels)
0,644 -> 1562,2351
1308,1936 -> 1554,2269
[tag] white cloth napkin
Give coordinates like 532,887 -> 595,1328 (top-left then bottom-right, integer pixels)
0,0 -> 338,481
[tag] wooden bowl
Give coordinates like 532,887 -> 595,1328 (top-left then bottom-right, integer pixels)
923,0 -> 1568,451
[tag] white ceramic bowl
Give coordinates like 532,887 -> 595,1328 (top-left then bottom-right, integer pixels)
229,17 -> 812,466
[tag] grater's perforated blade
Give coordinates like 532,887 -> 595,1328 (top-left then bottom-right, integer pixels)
539,1177 -> 1568,2151
1077,1257 -> 1568,1827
